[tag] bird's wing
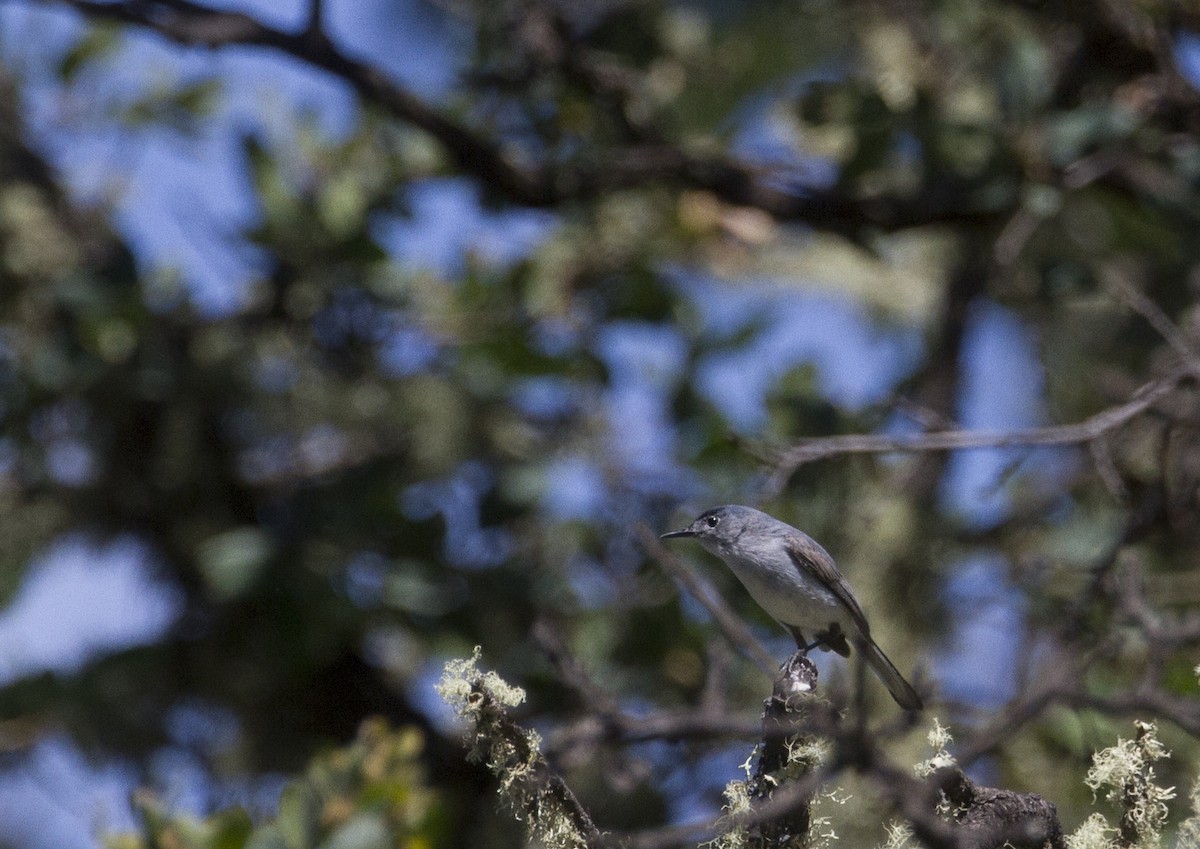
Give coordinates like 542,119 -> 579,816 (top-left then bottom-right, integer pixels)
785,533 -> 872,636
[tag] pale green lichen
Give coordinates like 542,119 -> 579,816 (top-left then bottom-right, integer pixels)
786,736 -> 830,774
707,779 -> 754,849
435,647 -> 589,849
1066,813 -> 1118,849
1175,779 -> 1200,849
707,754 -> 755,849
707,730 -> 837,849
910,718 -> 959,820
1080,721 -> 1176,849
914,718 -> 956,779
877,819 -> 915,849
435,646 -> 527,712
806,786 -> 849,849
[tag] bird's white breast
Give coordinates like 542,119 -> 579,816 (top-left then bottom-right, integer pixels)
706,536 -> 847,631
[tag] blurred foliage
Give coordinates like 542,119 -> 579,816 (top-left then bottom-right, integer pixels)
104,719 -> 448,849
0,0 -> 1199,846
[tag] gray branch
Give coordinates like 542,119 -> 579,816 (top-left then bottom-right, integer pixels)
765,371 -> 1186,493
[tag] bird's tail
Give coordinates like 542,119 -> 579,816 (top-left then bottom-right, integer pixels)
858,636 -> 923,711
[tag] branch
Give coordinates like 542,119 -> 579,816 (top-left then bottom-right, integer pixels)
936,767 -> 1064,849
1105,270 -> 1200,379
766,371 -> 1186,492
438,651 -> 603,849
953,642 -> 1200,772
637,524 -> 779,677
303,0 -> 322,38
610,755 -> 841,849
33,0 -> 1012,233
750,654 -> 821,844
609,651 -> 1067,849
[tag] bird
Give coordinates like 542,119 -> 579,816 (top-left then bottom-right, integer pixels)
661,504 -> 923,710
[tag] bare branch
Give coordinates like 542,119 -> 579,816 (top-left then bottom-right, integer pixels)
304,0 -> 322,37
952,642 -> 1105,768
609,762 -> 842,849
1105,269 -> 1200,378
533,619 -> 625,719
1072,689 -> 1200,738
936,767 -> 1064,849
765,371 -> 1186,493
637,524 -> 779,677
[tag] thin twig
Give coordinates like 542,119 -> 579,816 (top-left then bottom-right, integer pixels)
1105,271 -> 1200,379
533,619 -> 624,718
609,762 -> 843,849
304,0 -> 323,36
637,524 -> 779,677
766,372 -> 1185,494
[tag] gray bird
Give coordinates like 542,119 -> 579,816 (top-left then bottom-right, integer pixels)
661,505 -> 923,710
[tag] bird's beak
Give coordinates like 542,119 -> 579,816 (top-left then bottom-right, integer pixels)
659,528 -> 695,539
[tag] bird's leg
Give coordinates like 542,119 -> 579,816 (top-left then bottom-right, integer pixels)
785,625 -> 811,653
802,633 -> 835,652
786,625 -> 833,655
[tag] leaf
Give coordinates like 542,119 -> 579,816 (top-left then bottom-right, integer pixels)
58,24 -> 122,82
210,808 -> 254,849
323,812 -> 390,849
198,527 -> 275,600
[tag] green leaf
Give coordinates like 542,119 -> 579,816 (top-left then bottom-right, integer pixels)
58,24 -> 122,82
198,527 -> 275,600
322,812 -> 390,849
211,808 -> 254,849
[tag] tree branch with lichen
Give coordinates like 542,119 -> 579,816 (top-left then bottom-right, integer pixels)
437,647 -> 602,849
712,654 -> 824,849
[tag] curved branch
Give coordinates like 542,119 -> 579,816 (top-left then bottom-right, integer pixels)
766,370 -> 1187,492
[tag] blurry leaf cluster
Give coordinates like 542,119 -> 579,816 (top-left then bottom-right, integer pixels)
105,719 -> 446,849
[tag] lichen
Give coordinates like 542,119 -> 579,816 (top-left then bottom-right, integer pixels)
786,736 -> 830,774
806,786 -> 849,848
914,717 -> 955,778
1175,779 -> 1200,849
436,647 -> 590,849
707,730 -> 837,849
1065,813 -> 1118,849
878,820 -> 914,849
909,717 -> 960,819
435,645 -> 527,712
707,779 -> 754,849
1081,721 -> 1176,849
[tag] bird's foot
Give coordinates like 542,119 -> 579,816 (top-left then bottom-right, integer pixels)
773,652 -> 818,703
800,635 -> 832,653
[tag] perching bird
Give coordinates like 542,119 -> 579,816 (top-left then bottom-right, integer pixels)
661,504 -> 923,710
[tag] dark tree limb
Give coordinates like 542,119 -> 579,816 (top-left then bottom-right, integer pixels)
937,768 -> 1065,849
33,0 -> 1014,235
747,654 -> 821,846
303,0 -> 323,38
739,660 -> 1068,849
464,680 -> 603,849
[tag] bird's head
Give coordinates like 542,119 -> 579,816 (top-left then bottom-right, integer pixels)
660,504 -> 767,556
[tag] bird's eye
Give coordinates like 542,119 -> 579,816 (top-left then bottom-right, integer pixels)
705,515 -> 719,528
